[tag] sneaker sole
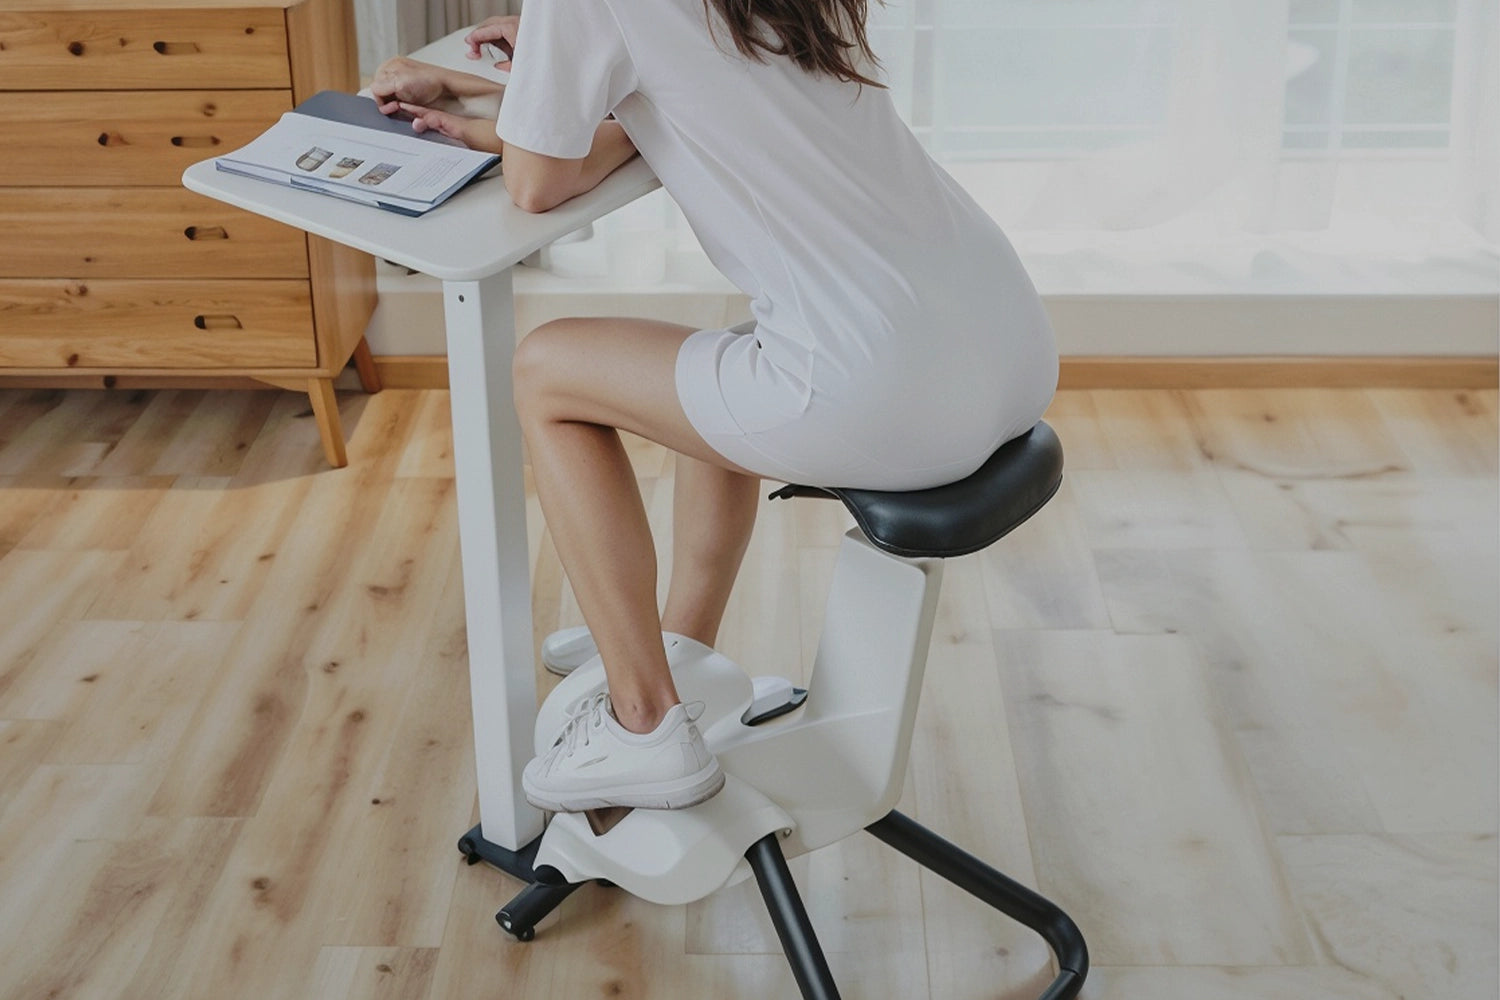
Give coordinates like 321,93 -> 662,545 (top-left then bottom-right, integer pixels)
542,658 -> 578,677
540,625 -> 594,676
524,763 -> 726,814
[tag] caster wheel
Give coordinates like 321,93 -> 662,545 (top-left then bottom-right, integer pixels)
497,913 -> 535,942
457,837 -> 481,865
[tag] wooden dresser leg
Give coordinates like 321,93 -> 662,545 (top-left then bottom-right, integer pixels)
307,378 -> 348,468
352,336 -> 383,394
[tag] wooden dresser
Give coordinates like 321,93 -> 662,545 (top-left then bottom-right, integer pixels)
0,0 -> 378,467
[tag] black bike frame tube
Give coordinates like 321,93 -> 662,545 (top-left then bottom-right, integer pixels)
867,810 -> 1088,1000
746,834 -> 842,1000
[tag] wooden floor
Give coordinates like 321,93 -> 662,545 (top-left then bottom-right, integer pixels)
0,385 -> 1495,1000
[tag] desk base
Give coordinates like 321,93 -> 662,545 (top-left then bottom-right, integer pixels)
456,823 -> 589,942
456,823 -> 529,875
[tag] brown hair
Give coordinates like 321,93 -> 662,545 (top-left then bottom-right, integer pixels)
702,0 -> 886,89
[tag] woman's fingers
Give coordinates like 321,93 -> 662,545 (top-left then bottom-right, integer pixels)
370,57 -> 402,111
463,15 -> 519,66
487,45 -> 514,71
371,56 -> 447,112
397,102 -> 436,132
393,101 -> 502,154
397,102 -> 461,140
463,15 -> 517,49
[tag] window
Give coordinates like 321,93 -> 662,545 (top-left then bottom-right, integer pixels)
868,0 -> 1467,159
1284,0 -> 1459,153
870,0 -> 1181,158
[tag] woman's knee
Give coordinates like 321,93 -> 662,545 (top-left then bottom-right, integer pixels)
512,319 -> 575,420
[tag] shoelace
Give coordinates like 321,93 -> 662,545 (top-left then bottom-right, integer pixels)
551,691 -> 611,761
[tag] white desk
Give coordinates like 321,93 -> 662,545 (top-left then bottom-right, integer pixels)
184,32 -> 660,861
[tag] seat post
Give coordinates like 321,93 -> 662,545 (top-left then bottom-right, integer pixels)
800,529 -> 943,812
806,529 -> 943,719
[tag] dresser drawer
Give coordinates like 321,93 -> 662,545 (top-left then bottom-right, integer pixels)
0,9 -> 290,90
0,90 -> 293,187
0,278 -> 316,369
0,188 -> 309,279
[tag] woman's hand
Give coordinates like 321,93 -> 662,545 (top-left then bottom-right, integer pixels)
464,15 -> 520,69
371,57 -> 451,114
396,102 -> 504,155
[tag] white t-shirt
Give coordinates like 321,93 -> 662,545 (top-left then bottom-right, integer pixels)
495,0 -> 1056,460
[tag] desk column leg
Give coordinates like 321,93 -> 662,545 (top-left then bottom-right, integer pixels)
442,270 -> 545,856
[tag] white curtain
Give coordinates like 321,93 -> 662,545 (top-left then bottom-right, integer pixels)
993,2 -> 1289,233
1452,0 -> 1499,242
860,0 -> 1499,294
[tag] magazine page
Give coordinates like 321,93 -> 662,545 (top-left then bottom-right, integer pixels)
217,110 -> 498,210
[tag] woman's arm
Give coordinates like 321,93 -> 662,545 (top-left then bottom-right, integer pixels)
451,15 -> 638,211
500,121 -> 637,213
396,103 -> 638,214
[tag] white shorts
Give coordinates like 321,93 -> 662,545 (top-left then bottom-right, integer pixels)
674,320 -> 1056,492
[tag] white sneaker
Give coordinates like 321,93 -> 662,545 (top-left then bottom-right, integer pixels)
539,626 -> 601,676
522,695 -> 725,812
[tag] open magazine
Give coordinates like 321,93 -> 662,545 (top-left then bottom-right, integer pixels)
215,91 -> 501,216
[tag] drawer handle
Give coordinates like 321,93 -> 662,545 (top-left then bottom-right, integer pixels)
184,225 -> 228,241
97,131 -> 128,147
194,314 -> 243,330
153,41 -> 202,55
171,135 -> 221,148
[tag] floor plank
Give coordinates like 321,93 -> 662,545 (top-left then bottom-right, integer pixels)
1277,833 -> 1498,1000
14,475 -> 175,551
995,629 -> 1315,968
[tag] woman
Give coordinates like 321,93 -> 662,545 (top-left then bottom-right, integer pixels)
371,0 -> 1058,814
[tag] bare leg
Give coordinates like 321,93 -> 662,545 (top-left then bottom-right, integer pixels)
512,317 -> 761,736
660,454 -> 760,647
